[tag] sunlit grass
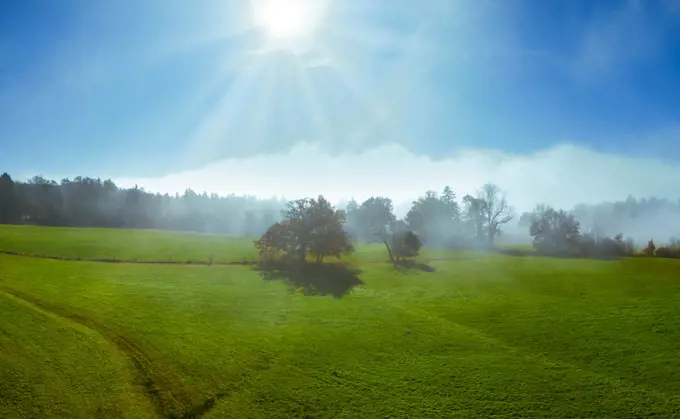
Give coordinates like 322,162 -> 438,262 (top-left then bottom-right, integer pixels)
0,290 -> 154,418
0,224 -> 486,263
2,229 -> 680,417
0,225 -> 256,262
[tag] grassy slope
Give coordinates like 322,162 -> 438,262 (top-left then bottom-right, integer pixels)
3,239 -> 680,417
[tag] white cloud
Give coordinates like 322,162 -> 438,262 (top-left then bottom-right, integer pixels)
117,142 -> 680,216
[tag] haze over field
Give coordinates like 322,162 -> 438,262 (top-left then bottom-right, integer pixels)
2,0 -> 680,215
116,142 -> 680,216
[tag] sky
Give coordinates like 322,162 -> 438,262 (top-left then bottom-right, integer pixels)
1,0 -> 680,213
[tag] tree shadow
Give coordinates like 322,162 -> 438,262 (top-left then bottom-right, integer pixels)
255,262 -> 364,299
393,259 -> 436,273
494,248 -> 534,257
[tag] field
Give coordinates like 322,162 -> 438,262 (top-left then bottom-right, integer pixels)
0,224 -> 482,264
2,225 -> 680,417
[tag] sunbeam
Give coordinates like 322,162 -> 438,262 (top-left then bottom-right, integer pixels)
180,0 -> 445,166
185,54 -> 271,163
249,0 -> 328,52
293,55 -> 335,146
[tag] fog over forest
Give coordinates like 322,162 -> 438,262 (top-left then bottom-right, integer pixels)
1,171 -> 679,246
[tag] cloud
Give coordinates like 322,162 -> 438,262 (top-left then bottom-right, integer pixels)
117,142 -> 680,216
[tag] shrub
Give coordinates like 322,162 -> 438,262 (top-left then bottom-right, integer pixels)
655,246 -> 680,258
576,234 -> 632,259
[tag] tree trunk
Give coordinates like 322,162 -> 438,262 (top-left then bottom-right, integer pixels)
476,219 -> 484,243
383,240 -> 396,265
297,243 -> 307,264
488,225 -> 495,248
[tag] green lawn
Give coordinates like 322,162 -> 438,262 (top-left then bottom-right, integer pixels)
2,226 -> 680,417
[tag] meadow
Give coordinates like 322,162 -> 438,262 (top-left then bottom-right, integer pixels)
2,225 -> 680,418
0,224 -> 484,264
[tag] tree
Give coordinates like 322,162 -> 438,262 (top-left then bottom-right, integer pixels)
259,209 -> 278,236
343,198 -> 362,240
308,210 -> 354,264
356,197 -> 398,261
0,170 -> 292,234
529,206 -> 581,256
391,221 -> 422,261
254,221 -> 298,262
462,194 -> 486,243
441,186 -> 461,220
0,172 -> 18,223
281,196 -> 334,262
645,239 -> 656,256
406,187 -> 461,246
478,183 -> 514,247
462,184 -> 514,247
256,195 -> 354,265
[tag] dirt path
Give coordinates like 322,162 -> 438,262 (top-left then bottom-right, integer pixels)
0,286 -> 228,419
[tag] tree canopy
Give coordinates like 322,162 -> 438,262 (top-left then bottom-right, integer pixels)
405,187 -> 461,247
529,205 -> 581,256
255,195 -> 353,264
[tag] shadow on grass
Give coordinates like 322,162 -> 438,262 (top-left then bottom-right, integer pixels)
494,247 -> 622,261
393,259 -> 436,274
493,248 -> 535,257
255,262 -> 364,299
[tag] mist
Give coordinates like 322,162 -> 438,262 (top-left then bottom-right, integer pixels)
2,163 -> 679,248
106,142 -> 680,217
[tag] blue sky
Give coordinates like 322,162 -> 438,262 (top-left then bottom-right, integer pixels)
1,0 -> 680,210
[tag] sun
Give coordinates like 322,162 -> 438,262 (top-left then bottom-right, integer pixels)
251,0 -> 321,44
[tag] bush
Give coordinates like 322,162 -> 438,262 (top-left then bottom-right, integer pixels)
392,229 -> 422,260
655,246 -> 680,258
576,234 -> 632,259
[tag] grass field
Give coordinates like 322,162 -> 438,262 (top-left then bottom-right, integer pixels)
0,225 -> 258,263
0,224 -> 484,263
2,225 -> 680,417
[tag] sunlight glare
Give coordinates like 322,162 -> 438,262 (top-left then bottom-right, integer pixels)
252,0 -> 322,45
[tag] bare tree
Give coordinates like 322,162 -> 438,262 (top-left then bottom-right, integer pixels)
479,183 -> 514,247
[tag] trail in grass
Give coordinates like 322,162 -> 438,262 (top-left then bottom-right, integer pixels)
0,286 -> 229,419
0,249 -> 257,266
0,290 -> 156,418
0,248 -> 503,266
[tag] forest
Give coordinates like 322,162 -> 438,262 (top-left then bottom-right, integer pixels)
1,171 -> 679,258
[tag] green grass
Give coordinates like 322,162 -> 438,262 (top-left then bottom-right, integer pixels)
0,224 -> 258,263
0,291 -> 154,418
0,224 -> 485,263
2,225 -> 680,417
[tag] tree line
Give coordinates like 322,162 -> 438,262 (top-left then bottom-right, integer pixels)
0,173 -> 284,236
254,186 -> 680,265
2,171 -> 679,260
